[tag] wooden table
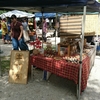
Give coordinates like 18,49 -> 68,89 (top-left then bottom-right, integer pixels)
30,54 -> 90,92
29,46 -> 96,92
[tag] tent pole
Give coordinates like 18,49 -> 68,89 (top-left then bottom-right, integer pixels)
55,13 -> 59,51
78,6 -> 86,100
42,12 -> 43,48
55,13 -> 57,51
97,12 -> 100,39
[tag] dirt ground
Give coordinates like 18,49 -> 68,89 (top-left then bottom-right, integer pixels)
0,39 -> 100,100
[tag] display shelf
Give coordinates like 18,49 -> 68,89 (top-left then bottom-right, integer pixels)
58,39 -> 80,56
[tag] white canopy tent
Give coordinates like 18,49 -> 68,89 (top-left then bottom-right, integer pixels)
0,10 -> 35,19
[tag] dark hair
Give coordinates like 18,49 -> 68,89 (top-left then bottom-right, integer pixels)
43,18 -> 46,20
11,14 -> 17,19
23,18 -> 27,21
2,18 -> 6,21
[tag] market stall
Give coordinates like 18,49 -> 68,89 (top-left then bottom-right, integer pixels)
28,1 -> 99,99
0,0 -> 99,100
30,44 -> 96,92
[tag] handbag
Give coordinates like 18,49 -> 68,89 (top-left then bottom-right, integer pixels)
23,30 -> 30,42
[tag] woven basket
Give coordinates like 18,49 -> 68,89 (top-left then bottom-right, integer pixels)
33,49 -> 40,55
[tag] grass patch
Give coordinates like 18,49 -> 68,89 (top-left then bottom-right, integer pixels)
0,56 -> 10,73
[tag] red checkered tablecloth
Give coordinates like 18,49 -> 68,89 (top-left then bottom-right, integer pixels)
30,54 -> 90,91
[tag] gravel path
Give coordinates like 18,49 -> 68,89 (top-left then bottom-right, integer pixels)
0,39 -> 100,100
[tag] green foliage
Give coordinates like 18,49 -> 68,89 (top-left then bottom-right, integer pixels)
0,56 -> 10,73
0,10 -> 7,14
1,60 -> 10,72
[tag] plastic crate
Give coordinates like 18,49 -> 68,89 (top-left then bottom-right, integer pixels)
97,46 -> 100,51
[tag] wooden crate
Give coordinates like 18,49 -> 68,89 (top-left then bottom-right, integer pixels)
29,31 -> 36,36
9,50 -> 29,84
58,39 -> 79,57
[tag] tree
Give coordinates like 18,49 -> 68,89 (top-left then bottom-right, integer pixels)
0,10 -> 7,14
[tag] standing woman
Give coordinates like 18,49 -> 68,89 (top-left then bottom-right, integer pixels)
22,18 -> 30,43
42,18 -> 48,42
10,15 -> 29,50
